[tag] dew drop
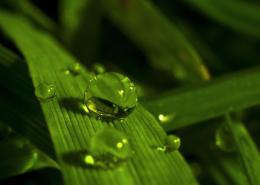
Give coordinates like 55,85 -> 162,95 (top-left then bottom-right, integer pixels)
83,72 -> 138,120
92,63 -> 106,74
73,128 -> 132,169
215,123 -> 236,152
64,129 -> 133,170
158,113 -> 176,124
157,134 -> 181,152
35,83 -> 56,101
64,63 -> 81,76
89,127 -> 132,159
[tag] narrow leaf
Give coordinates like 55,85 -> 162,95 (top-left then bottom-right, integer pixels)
186,0 -> 260,39
101,0 -> 210,82
143,68 -> 260,130
0,130 -> 59,180
225,116 -> 260,185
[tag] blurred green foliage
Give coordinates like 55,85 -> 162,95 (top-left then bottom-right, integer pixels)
0,0 -> 260,185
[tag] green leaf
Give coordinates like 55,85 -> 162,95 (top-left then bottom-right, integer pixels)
101,0 -> 210,82
225,116 -> 260,185
0,11 -> 198,185
0,93 -> 55,157
0,129 -> 59,180
143,68 -> 260,130
0,45 -> 55,157
59,0 -> 101,61
185,0 -> 260,39
0,0 -> 56,33
175,22 -> 227,73
207,156 -> 249,185
59,0 -> 91,39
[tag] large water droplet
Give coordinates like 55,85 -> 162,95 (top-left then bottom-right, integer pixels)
64,63 -> 81,76
35,83 -> 56,101
215,123 -> 236,152
158,113 -> 176,124
157,134 -> 181,152
83,72 -> 138,120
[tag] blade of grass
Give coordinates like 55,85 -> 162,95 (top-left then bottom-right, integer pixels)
101,0 -> 210,82
0,45 -> 55,157
0,12 -> 198,185
177,121 -> 250,185
59,0 -> 102,62
143,67 -> 260,131
225,116 -> 260,185
0,92 -> 55,157
207,156 -> 249,185
175,22 -> 227,73
59,0 -> 91,40
185,0 -> 260,39
0,132 -> 59,180
0,0 -> 57,33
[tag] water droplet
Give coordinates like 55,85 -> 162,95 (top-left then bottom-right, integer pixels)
157,134 -> 181,152
215,123 -> 236,152
35,83 -> 56,101
64,128 -> 132,169
158,113 -> 176,124
89,127 -> 132,159
84,72 -> 138,120
92,63 -> 106,74
64,63 -> 81,76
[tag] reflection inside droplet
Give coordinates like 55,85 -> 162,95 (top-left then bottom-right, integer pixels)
83,72 -> 138,120
158,113 -> 176,124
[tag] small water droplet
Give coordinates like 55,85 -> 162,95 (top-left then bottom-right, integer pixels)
64,63 -> 81,76
157,134 -> 181,152
215,123 -> 236,152
92,63 -> 106,74
158,113 -> 176,124
83,72 -> 138,120
35,83 -> 56,101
